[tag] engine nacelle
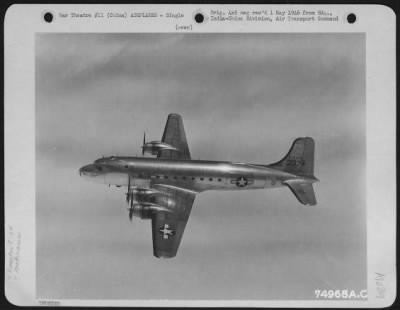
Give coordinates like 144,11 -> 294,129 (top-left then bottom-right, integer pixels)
128,202 -> 171,220
141,141 -> 179,156
154,195 -> 176,209
131,187 -> 164,196
126,187 -> 167,204
129,204 -> 153,220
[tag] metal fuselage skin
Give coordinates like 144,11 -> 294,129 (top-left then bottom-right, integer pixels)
79,156 -> 302,192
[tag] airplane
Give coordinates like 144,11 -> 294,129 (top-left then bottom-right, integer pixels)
79,113 -> 318,258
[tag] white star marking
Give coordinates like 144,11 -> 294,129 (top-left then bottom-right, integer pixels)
159,224 -> 174,240
237,177 -> 248,187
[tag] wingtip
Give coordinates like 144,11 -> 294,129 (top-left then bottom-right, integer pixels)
154,252 -> 177,259
168,113 -> 182,118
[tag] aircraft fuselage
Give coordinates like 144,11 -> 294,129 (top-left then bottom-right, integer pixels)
79,156 -> 310,193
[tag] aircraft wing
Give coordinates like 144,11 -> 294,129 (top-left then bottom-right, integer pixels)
150,185 -> 196,258
158,114 -> 191,160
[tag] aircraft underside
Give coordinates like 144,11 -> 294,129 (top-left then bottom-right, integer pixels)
79,114 -> 318,258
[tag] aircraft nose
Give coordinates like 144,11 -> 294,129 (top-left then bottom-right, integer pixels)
79,165 -> 86,176
79,164 -> 97,177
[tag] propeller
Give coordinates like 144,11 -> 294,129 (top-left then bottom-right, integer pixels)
126,176 -> 131,204
142,132 -> 146,156
129,209 -> 133,222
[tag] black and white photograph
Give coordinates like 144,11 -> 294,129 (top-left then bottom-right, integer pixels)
35,32 -> 367,300
4,4 -> 396,307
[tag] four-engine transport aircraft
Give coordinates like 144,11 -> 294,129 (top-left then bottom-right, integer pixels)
79,114 -> 318,258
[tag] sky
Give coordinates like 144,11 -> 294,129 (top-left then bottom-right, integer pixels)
36,33 -> 366,300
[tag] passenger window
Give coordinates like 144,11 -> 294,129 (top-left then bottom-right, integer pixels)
209,178 -> 213,181
164,176 -> 168,179
218,178 -> 222,182
192,177 -> 195,180
200,177 -> 204,181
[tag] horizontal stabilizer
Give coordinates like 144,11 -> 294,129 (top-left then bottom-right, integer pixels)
285,181 -> 317,206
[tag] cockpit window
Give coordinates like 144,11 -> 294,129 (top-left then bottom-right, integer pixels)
94,157 -> 106,164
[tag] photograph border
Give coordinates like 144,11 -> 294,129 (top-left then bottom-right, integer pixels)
4,4 -> 396,307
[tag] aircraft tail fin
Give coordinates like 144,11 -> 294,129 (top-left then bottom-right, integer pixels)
268,137 -> 318,205
268,137 -> 315,177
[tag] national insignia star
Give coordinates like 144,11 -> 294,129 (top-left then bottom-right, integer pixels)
237,177 -> 248,187
159,224 -> 174,240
